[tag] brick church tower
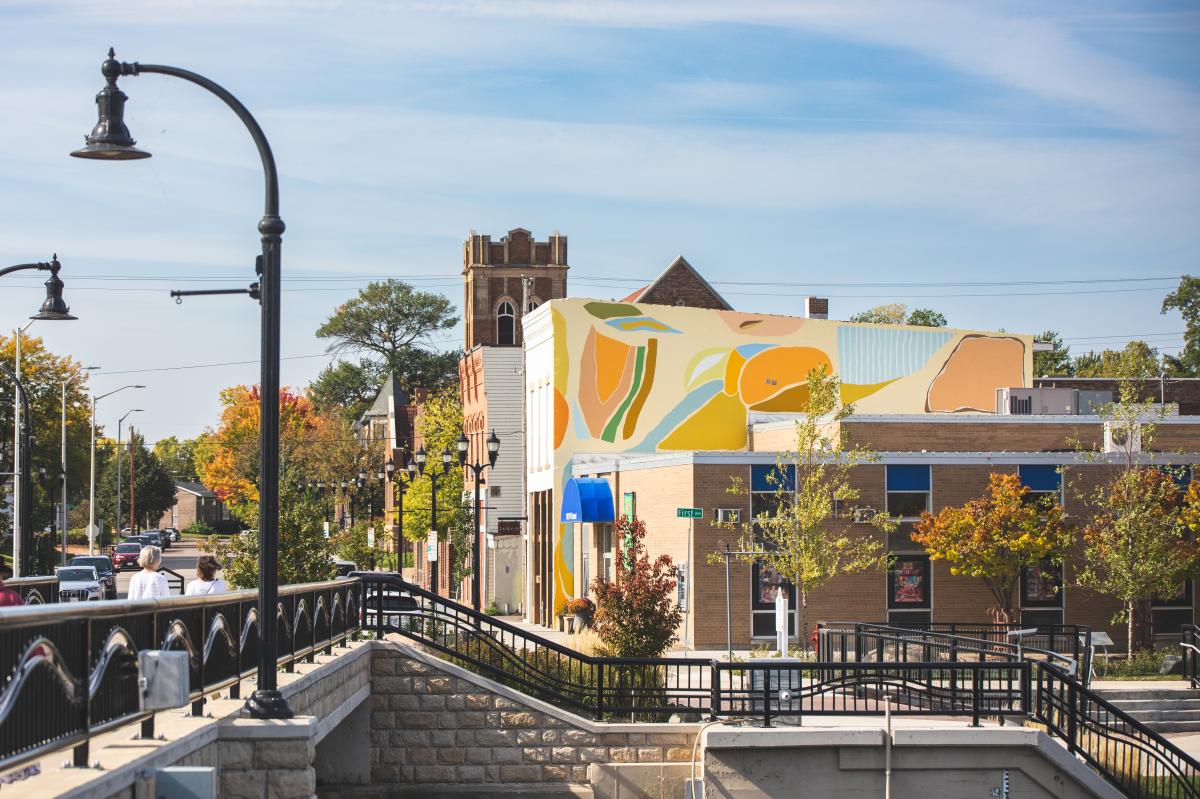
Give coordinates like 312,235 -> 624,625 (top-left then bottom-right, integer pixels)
462,228 -> 569,349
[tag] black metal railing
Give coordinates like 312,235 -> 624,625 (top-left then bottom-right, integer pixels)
1182,625 -> 1200,690
1036,661 -> 1200,798
0,577 -> 360,774
5,576 -> 59,605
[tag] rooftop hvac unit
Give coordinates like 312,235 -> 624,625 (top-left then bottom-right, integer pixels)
1104,421 -> 1142,454
996,387 -> 1077,415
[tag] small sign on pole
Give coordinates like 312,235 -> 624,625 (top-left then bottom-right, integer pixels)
676,507 -> 703,519
775,589 -> 789,655
367,527 -> 376,548
426,530 -> 438,562
676,563 -> 688,612
323,521 -> 330,538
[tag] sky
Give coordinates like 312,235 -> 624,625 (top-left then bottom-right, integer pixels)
1,0 -> 1198,445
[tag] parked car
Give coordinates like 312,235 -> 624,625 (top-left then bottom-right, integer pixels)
333,558 -> 357,578
142,530 -> 167,549
361,589 -> 421,629
123,534 -> 148,546
162,527 -> 181,543
55,566 -> 103,602
112,542 -> 143,570
69,555 -> 117,599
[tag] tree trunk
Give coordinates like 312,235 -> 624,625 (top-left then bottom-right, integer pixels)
1130,597 -> 1154,656
800,586 -> 809,658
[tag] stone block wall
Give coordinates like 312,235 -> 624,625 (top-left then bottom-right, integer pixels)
218,731 -> 316,799
368,647 -> 697,788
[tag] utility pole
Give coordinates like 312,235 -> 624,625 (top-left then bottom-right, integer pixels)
128,426 -> 136,533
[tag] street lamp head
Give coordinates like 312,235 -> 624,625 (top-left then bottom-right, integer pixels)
440,447 -> 453,474
358,468 -> 367,483
487,430 -> 500,467
455,432 -> 469,466
71,49 -> 151,161
377,470 -> 385,482
385,458 -> 396,478
414,447 -> 427,474
30,256 -> 77,321
406,459 -> 418,478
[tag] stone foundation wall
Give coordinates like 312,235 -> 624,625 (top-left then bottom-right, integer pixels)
368,646 -> 698,787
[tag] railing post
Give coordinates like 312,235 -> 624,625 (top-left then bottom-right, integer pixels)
971,665 -> 981,727
73,616 -> 92,768
762,667 -> 772,728
596,661 -> 605,720
1065,677 -> 1079,755
375,579 -> 384,639
192,604 -> 206,717
710,662 -> 721,721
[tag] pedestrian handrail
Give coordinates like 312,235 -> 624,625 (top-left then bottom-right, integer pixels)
4,576 -> 59,605
0,577 -> 360,774
1182,625 -> 1200,690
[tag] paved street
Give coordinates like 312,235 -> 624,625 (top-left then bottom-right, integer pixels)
113,538 -> 204,598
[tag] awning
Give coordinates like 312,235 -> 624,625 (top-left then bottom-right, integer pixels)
561,477 -> 615,524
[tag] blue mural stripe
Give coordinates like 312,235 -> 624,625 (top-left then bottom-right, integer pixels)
837,327 -> 953,385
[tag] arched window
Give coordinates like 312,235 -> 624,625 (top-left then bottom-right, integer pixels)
527,297 -> 541,312
497,300 -> 516,346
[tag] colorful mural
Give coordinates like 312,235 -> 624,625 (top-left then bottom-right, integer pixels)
533,299 -> 1033,608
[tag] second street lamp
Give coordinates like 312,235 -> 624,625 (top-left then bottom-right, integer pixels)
115,408 -> 142,538
457,431 -> 500,613
61,365 -> 100,564
74,48 -> 291,720
413,446 -> 453,596
89,385 -> 145,555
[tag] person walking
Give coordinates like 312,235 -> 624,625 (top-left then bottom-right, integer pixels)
127,545 -> 169,600
185,555 -> 229,596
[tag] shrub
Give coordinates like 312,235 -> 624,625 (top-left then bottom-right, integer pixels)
183,521 -> 215,537
483,601 -> 503,616
589,515 -> 683,658
567,597 -> 595,615
554,599 -> 570,618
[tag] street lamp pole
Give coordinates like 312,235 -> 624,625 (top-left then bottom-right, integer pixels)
456,431 -> 500,613
385,457 -> 411,573
89,385 -> 144,555
61,365 -> 100,564
413,447 -> 453,596
3,256 -> 77,576
74,49 -> 291,719
115,408 -> 142,539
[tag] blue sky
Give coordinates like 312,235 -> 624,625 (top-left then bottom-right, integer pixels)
1,0 -> 1198,442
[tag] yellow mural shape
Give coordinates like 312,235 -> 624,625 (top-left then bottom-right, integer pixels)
841,379 -> 898,405
660,390 -> 748,451
749,384 -> 811,412
723,349 -> 746,396
927,336 -> 1026,412
738,347 -> 832,406
552,308 -> 569,394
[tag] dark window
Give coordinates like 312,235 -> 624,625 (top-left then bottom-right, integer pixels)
750,562 -> 796,637
888,555 -> 931,610
1019,465 -> 1062,507
886,465 -> 929,518
497,301 -> 516,346
1021,561 -> 1063,608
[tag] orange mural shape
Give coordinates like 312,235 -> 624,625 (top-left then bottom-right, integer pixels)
719,312 -> 807,337
553,388 -> 568,449
927,336 -> 1026,412
738,347 -> 831,406
579,327 -> 636,437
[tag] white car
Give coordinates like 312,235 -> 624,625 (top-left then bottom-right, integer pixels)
55,566 -> 104,602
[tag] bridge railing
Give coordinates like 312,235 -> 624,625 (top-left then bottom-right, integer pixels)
0,577 -> 360,774
5,575 -> 59,605
1182,625 -> 1200,689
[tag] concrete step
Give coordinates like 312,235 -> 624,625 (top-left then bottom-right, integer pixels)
1092,688 -> 1200,701
318,785 -> 593,798
1119,709 -> 1200,722
1103,698 -> 1200,712
1136,720 -> 1200,733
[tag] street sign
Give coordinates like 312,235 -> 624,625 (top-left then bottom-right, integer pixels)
323,521 -> 330,538
676,563 -> 688,611
486,533 -> 495,550
367,527 -> 376,548
426,530 -> 438,562
676,507 -> 703,519
497,520 -> 521,536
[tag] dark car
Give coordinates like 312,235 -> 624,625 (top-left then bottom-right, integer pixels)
70,555 -> 117,599
163,527 -> 181,543
112,542 -> 143,570
123,534 -> 148,546
142,531 -> 166,549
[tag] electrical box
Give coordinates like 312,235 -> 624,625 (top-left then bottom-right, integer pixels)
139,650 -> 190,711
155,767 -> 216,799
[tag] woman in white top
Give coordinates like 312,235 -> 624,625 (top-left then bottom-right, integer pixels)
127,545 -> 169,600
185,555 -> 229,596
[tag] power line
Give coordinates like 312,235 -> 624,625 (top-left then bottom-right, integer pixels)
573,274 -> 1182,288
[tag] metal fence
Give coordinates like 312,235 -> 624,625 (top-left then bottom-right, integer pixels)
1182,625 -> 1199,690
0,577 -> 360,774
5,576 -> 59,605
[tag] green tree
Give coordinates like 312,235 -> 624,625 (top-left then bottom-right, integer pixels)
1073,341 -> 1161,379
1033,330 -> 1073,377
849,303 -> 908,325
93,430 -> 177,533
0,334 -> 95,534
400,386 -> 471,590
314,280 -> 460,418
713,366 -> 895,652
1162,276 -> 1200,376
153,436 -> 198,479
309,358 -> 386,423
905,308 -> 947,327
913,473 -> 1072,623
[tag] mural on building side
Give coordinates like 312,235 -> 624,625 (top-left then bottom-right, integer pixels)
535,298 -> 1033,607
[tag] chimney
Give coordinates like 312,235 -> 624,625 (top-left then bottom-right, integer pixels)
805,296 -> 829,320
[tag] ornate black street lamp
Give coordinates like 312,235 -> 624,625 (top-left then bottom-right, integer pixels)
384,457 -> 413,573
457,430 -> 500,613
73,49 -> 291,719
413,446 -> 453,595
3,255 -> 77,576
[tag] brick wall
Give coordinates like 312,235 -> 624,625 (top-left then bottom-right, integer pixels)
368,646 -> 697,788
637,259 -> 729,310
462,229 -> 568,349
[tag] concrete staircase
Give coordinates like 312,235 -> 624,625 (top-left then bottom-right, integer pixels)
1093,687 -> 1200,733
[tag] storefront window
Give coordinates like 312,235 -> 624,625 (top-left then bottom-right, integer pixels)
887,555 -> 931,623
886,465 -> 930,518
749,464 -> 797,638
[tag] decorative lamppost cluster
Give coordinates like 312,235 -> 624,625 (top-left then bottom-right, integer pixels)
457,431 -> 500,613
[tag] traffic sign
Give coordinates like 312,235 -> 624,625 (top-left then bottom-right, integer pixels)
676,507 -> 703,519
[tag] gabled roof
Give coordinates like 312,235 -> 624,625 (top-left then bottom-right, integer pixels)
176,480 -> 216,498
619,256 -> 733,310
360,373 -> 409,424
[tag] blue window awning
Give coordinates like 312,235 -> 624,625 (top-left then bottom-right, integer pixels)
561,478 -> 615,524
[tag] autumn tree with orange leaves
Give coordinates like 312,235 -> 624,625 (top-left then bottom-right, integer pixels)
913,472 -> 1072,624
194,385 -> 361,587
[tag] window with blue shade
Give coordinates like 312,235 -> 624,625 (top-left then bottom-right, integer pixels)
886,465 -> 930,518
1019,465 -> 1062,507
750,464 -> 796,493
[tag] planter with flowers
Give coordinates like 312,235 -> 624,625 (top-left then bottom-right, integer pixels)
567,597 -> 595,631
